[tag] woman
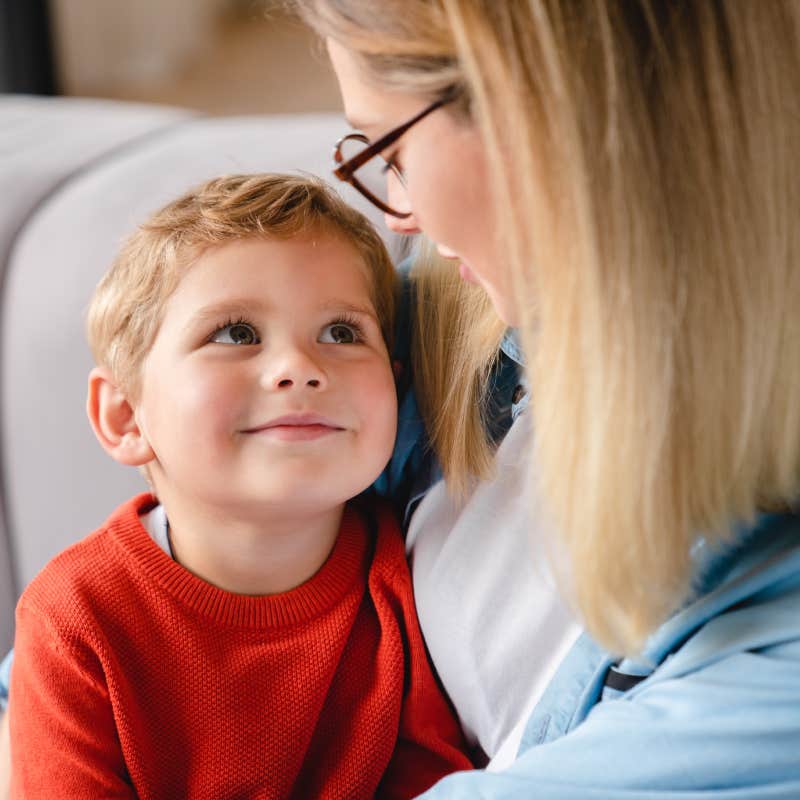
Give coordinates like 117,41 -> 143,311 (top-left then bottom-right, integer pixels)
2,2 -> 798,796
292,1 -> 800,797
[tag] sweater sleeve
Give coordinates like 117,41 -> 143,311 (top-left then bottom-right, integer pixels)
376,562 -> 473,799
9,597 -> 136,799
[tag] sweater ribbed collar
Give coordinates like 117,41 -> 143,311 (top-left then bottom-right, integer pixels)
106,493 -> 370,629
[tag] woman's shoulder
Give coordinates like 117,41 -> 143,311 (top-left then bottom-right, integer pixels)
514,515 -> 800,788
419,524 -> 800,798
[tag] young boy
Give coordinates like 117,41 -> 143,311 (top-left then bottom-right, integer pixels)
8,174 -> 471,798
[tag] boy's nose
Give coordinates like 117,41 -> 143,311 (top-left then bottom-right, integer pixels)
275,376 -> 321,389
261,348 -> 328,392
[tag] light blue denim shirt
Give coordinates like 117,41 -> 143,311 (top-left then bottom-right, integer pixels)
419,510 -> 800,798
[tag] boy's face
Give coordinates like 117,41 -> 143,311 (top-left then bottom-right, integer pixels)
133,233 -> 397,518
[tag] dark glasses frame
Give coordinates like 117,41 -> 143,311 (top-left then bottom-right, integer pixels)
332,87 -> 461,218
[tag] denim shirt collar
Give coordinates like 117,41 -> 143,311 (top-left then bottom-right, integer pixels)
500,329 -> 529,420
500,328 -> 524,366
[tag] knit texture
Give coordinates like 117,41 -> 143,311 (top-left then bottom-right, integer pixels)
10,493 -> 471,799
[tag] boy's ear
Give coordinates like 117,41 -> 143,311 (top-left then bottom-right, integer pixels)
87,367 -> 155,466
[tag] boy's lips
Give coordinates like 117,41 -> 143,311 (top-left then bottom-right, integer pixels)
243,413 -> 346,442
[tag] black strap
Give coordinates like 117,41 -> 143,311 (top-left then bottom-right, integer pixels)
603,665 -> 648,693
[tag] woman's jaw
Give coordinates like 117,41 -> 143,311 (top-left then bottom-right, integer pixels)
435,243 -> 518,325
435,243 -> 474,283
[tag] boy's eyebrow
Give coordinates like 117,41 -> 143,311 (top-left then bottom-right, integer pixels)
186,300 -> 262,329
184,299 -> 381,328
320,300 -> 380,323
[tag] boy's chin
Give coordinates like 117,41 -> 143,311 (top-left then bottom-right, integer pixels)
152,464 -> 383,523
217,488 -> 367,520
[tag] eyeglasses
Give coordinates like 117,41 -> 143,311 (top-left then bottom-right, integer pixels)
332,88 -> 460,219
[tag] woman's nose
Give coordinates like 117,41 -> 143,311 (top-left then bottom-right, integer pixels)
385,209 -> 421,235
384,171 -> 420,234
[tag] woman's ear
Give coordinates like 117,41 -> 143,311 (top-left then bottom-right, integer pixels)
87,367 -> 155,466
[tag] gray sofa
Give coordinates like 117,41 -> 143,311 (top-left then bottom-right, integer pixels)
0,95 -> 405,653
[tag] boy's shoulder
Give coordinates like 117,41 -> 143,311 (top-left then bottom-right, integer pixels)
18,493 -> 157,626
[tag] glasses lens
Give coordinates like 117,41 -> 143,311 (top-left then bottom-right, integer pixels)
338,136 -> 405,216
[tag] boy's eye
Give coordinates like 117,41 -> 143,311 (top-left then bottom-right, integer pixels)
211,322 -> 260,345
319,323 -> 359,344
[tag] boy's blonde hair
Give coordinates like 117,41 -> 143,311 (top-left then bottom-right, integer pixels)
87,173 -> 397,397
295,0 -> 800,655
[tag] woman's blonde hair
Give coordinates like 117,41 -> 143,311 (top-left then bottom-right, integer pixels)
295,0 -> 800,655
88,173 -> 397,398
408,240 -> 506,495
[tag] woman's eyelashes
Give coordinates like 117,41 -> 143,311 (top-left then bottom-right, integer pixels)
381,151 -> 404,178
207,316 -> 364,346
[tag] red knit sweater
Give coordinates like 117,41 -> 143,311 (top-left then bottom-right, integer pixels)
10,493 -> 471,799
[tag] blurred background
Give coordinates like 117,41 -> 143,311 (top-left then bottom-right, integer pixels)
1,0 -> 341,114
